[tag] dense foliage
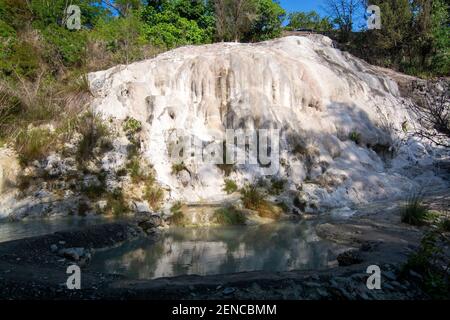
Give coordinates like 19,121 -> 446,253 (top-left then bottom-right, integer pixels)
291,0 -> 449,77
0,0 -> 286,150
286,11 -> 333,32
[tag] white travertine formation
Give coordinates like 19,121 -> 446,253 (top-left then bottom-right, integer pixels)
87,35 -> 448,211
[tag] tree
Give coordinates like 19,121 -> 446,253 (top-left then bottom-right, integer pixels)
246,0 -> 285,41
324,0 -> 363,41
409,80 -> 450,147
142,0 -> 214,48
214,0 -> 259,42
429,0 -> 449,75
93,12 -> 147,64
101,0 -> 144,17
214,0 -> 284,42
287,11 -> 333,32
363,0 -> 449,76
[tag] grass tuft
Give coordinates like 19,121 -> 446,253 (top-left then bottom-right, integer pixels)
223,178 -> 238,194
349,130 -> 361,145
213,207 -> 246,225
169,201 -> 185,226
240,183 -> 283,219
104,189 -> 128,216
144,182 -> 164,211
15,127 -> 55,165
401,193 -> 430,226
76,111 -> 111,163
123,117 -> 142,134
171,162 -> 187,175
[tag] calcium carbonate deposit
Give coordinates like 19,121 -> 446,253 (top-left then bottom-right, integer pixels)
89,35 -> 447,208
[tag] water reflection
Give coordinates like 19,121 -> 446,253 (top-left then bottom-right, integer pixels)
90,221 -> 339,279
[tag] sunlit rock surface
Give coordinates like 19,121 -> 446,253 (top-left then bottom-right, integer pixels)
87,35 -> 448,212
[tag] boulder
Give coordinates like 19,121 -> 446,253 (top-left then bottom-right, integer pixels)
58,247 -> 92,265
337,250 -> 363,266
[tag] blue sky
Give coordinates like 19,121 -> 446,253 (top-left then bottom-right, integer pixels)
279,0 -> 328,15
279,0 -> 367,30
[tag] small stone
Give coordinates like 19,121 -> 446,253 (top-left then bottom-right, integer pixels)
50,244 -> 58,253
96,200 -> 108,211
223,287 -> 236,295
58,247 -> 90,263
133,201 -> 152,214
409,270 -> 423,281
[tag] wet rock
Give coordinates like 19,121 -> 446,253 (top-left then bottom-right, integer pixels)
58,247 -> 91,265
409,270 -> 423,281
223,287 -> 236,295
293,195 -> 307,211
133,201 -> 152,214
50,244 -> 58,253
138,215 -> 163,233
360,241 -> 381,252
337,250 -> 363,266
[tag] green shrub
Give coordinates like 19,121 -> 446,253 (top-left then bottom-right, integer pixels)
76,112 -> 111,163
240,183 -> 283,219
223,179 -> 238,194
127,157 -> 142,182
142,7 -> 212,49
402,231 -> 450,299
145,182 -> 164,210
401,194 -> 430,226
240,184 -> 265,211
269,177 -> 286,195
15,127 -> 55,165
171,162 -> 187,175
213,207 -> 246,225
123,117 -> 142,134
169,201 -> 185,226
105,189 -> 129,216
42,24 -> 88,67
7,40 -> 40,79
349,131 -> 361,145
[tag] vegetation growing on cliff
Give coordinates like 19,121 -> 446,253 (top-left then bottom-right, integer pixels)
240,183 -> 283,219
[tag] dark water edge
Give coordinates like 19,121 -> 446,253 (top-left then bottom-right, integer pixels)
0,215 -> 120,243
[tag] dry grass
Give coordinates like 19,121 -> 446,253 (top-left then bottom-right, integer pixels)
240,183 -> 284,219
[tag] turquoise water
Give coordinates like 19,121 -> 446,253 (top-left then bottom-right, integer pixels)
90,221 -> 340,279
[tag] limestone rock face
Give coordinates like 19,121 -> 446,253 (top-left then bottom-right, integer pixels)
87,35 -> 448,211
